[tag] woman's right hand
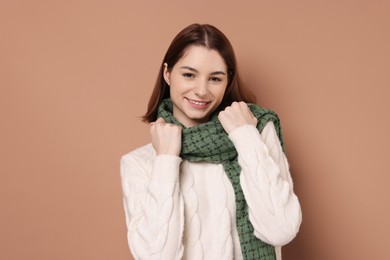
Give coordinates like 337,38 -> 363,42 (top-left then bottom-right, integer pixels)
150,118 -> 182,156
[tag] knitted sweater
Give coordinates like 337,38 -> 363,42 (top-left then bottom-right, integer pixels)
120,122 -> 302,260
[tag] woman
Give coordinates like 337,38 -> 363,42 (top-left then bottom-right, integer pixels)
120,23 -> 302,260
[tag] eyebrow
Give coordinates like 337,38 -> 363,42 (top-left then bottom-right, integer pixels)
179,66 -> 226,76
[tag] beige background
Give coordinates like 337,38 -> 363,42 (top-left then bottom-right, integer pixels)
1,1 -> 389,259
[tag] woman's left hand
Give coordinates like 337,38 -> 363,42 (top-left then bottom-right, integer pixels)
218,101 -> 258,134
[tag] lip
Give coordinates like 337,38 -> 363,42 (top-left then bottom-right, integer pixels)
186,98 -> 211,109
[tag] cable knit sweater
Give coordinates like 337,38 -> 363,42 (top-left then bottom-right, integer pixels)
120,122 -> 302,260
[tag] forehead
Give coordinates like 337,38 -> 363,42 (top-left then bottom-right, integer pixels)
175,45 -> 227,71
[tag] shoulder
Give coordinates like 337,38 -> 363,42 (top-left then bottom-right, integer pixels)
122,143 -> 154,160
247,103 -> 280,121
121,143 -> 155,170
247,103 -> 285,150
247,103 -> 281,130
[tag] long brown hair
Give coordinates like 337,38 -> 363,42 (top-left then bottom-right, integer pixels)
142,23 -> 256,123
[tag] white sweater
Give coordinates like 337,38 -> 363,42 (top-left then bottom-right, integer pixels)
120,122 -> 302,260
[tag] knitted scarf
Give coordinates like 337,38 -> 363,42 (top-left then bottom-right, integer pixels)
157,98 -> 285,260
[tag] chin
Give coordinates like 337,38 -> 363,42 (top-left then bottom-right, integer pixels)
189,114 -> 210,124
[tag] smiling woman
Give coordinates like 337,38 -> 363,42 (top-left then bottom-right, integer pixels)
163,46 -> 228,127
120,23 -> 302,260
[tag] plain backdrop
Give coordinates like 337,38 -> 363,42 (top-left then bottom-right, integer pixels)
1,1 -> 390,259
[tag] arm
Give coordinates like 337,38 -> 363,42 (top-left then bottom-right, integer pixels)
229,122 -> 302,246
120,151 -> 184,259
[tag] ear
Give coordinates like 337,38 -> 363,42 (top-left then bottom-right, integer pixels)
163,63 -> 170,86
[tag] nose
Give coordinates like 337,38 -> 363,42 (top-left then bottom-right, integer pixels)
193,79 -> 207,97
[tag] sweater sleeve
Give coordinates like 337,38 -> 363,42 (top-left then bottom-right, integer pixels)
228,122 -> 302,246
120,151 -> 185,259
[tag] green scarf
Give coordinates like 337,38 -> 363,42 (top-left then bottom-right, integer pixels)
157,98 -> 285,260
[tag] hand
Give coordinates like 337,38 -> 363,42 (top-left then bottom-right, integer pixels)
150,118 -> 183,156
218,101 -> 258,134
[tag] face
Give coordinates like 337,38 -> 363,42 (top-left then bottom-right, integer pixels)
163,45 -> 228,127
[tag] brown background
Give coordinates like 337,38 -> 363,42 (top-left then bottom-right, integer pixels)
1,1 -> 389,259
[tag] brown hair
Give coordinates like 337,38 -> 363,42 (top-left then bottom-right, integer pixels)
142,23 -> 256,122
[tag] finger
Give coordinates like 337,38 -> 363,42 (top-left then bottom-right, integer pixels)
155,117 -> 166,124
150,123 -> 156,134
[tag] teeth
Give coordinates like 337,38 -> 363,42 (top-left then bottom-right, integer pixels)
189,99 -> 208,106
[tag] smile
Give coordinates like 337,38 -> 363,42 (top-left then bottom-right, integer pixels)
186,98 -> 211,108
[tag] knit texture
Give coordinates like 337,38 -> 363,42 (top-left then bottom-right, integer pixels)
158,98 -> 285,260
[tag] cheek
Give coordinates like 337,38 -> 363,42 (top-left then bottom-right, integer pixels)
214,85 -> 227,100
170,75 -> 192,89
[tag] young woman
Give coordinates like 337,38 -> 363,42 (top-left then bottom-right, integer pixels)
120,24 -> 302,260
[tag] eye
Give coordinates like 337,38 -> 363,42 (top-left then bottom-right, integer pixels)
209,77 -> 222,82
183,73 -> 195,78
